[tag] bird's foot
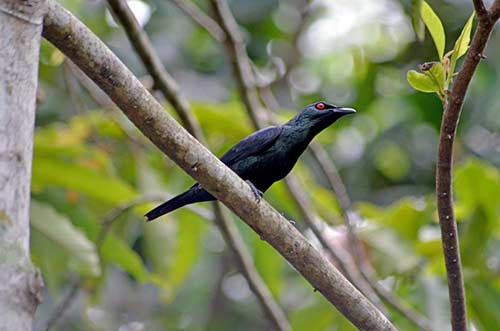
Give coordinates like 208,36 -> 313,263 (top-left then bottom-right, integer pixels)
246,180 -> 263,202
288,219 -> 296,226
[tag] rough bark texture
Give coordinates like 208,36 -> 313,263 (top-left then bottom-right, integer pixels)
0,0 -> 46,329
42,3 -> 396,330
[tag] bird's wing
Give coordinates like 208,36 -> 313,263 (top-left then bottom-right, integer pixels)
220,125 -> 283,166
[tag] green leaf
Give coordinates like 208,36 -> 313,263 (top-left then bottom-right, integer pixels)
449,12 -> 475,82
31,201 -> 101,277
424,62 -> 446,90
100,234 -> 149,281
420,1 -> 446,59
407,70 -> 440,93
32,157 -> 136,204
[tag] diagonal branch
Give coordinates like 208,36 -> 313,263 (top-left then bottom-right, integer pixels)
42,2 -> 395,330
209,0 -> 268,129
308,144 -> 433,331
104,1 -> 290,329
106,0 -> 203,140
472,0 -> 488,21
436,2 -> 500,331
169,0 -> 226,43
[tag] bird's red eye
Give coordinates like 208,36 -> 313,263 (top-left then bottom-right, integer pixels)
315,102 -> 325,110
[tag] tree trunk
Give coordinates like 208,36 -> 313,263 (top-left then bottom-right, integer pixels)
0,0 -> 46,329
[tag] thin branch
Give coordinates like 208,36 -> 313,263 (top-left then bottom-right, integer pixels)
473,0 -> 488,21
436,3 -> 500,331
169,0 -> 226,42
212,203 -> 291,330
43,277 -> 80,331
106,0 -> 204,140
42,3 -> 396,330
105,1 -> 290,329
209,0 -> 269,128
490,0 -> 500,21
284,176 -> 387,313
309,138 -> 434,331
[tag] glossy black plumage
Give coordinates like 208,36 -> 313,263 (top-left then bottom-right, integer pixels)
145,102 -> 355,221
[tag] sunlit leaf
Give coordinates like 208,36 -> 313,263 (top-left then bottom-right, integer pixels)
422,61 -> 446,91
420,1 -> 446,59
449,13 -> 475,82
357,197 -> 431,242
32,157 -> 136,204
407,70 -> 441,93
31,200 -> 101,277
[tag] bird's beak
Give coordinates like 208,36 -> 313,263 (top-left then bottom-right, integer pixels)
335,107 -> 356,115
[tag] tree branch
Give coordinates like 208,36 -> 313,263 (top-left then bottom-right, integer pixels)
436,2 -> 500,331
472,0 -> 488,21
169,0 -> 226,43
209,0 -> 269,128
106,0 -> 204,139
104,1 -> 290,328
42,2 -> 395,330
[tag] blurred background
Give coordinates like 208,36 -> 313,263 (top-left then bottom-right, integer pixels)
33,0 -> 500,330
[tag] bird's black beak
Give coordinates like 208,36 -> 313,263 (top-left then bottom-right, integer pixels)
335,107 -> 356,115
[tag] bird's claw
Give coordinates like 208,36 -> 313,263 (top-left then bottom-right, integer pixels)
246,180 -> 263,202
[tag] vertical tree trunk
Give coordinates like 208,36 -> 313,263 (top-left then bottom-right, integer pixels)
0,0 -> 46,329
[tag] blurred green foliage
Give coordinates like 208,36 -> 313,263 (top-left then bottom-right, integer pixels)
32,1 -> 500,330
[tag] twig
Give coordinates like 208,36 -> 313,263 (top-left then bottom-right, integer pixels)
436,2 -> 500,331
106,0 -> 204,140
472,0 -> 488,21
209,0 -> 269,128
212,203 -> 291,330
169,0 -> 226,43
42,3 -> 396,329
43,277 -> 80,331
105,1 -> 291,329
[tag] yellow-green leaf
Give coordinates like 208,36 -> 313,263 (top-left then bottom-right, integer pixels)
420,1 -> 446,59
422,61 -> 446,92
32,157 -> 136,204
407,70 -> 440,93
449,12 -> 475,81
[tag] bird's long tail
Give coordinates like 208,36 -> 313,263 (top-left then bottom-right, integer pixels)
145,186 -> 213,221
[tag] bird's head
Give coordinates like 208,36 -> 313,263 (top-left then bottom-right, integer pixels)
288,101 -> 356,131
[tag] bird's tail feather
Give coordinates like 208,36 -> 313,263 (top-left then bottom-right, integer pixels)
145,191 -> 192,221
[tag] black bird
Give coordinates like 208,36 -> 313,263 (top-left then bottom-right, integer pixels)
145,101 -> 355,221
